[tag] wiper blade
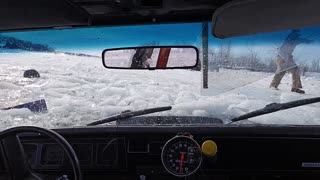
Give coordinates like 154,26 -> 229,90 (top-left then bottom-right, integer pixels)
87,106 -> 172,126
231,97 -> 320,123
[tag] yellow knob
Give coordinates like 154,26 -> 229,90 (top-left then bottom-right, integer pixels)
202,140 -> 217,157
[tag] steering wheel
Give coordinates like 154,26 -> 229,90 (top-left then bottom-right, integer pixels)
0,126 -> 82,180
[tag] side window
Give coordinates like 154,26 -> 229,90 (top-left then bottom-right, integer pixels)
207,27 -> 320,95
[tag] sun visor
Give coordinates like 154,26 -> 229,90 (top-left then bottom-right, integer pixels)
0,0 -> 90,32
212,0 -> 320,38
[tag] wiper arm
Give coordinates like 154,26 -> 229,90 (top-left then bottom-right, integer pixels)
87,106 -> 172,126
231,97 -> 320,123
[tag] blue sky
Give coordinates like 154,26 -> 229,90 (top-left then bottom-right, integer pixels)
1,22 -> 320,63
2,22 -> 320,49
0,23 -> 202,51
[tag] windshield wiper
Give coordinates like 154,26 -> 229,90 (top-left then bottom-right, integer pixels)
87,106 -> 172,126
230,97 -> 320,123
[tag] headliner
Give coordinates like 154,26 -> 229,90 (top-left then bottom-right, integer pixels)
0,0 -> 230,32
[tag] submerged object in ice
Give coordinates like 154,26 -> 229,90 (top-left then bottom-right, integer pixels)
24,69 -> 40,78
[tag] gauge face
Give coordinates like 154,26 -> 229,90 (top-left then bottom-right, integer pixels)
161,135 -> 202,177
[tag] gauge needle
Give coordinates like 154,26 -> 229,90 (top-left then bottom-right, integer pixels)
179,153 -> 184,173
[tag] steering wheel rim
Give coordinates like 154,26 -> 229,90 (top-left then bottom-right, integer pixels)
0,126 -> 82,180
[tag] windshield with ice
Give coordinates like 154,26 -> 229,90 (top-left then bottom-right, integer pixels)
0,23 -> 320,129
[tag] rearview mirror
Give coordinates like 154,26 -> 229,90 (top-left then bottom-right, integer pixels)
102,46 -> 199,69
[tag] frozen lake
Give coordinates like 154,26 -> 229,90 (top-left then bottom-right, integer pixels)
1,52 -> 320,129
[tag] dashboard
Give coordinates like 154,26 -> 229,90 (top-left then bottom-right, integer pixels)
1,125 -> 320,180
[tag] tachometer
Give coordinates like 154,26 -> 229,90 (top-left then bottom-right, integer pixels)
161,135 -> 202,177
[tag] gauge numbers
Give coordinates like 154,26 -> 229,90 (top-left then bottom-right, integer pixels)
161,135 -> 202,177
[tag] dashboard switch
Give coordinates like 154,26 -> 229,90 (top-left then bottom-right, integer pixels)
202,140 -> 217,157
140,175 -> 146,180
56,175 -> 69,180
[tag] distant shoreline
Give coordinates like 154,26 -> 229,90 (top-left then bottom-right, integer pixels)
0,48 -> 101,58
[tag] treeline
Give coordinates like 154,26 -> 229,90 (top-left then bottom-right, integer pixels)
58,51 -> 100,58
300,59 -> 320,73
0,35 -> 55,52
206,43 -> 320,74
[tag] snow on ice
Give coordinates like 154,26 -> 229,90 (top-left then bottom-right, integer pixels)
0,52 -> 320,129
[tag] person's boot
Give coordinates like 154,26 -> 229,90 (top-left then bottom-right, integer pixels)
291,88 -> 305,94
269,85 -> 279,90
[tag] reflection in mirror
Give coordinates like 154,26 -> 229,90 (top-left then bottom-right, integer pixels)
102,46 -> 198,69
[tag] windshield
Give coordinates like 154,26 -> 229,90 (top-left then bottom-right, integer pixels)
1,23 -> 320,128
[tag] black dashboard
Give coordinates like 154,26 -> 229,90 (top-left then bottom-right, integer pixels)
2,125 -> 320,180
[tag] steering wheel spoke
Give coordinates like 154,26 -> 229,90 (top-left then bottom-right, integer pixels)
2,135 -> 42,180
0,126 -> 82,180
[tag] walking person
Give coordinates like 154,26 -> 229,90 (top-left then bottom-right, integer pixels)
130,48 -> 154,68
269,29 -> 312,94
